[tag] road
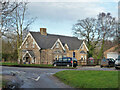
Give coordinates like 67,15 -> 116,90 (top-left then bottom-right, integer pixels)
2,66 -> 72,88
1,66 -> 118,88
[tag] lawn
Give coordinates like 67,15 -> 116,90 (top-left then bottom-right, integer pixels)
1,62 -> 53,67
0,62 -> 76,69
0,62 -> 18,65
54,70 -> 119,88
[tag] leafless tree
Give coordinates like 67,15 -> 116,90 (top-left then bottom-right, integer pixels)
96,12 -> 117,58
1,1 -> 36,63
72,18 -> 101,57
73,12 -> 117,59
0,0 -> 21,37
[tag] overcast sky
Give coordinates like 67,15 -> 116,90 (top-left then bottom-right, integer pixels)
26,0 -> 118,36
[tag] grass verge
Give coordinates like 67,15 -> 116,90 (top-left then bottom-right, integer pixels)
0,62 -> 76,69
54,70 -> 118,88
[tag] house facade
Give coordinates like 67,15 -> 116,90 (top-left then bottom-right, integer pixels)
19,28 -> 89,65
104,44 -> 120,60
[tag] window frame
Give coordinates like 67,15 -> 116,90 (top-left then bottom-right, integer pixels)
26,41 -> 28,48
32,40 -> 35,48
56,42 -> 59,48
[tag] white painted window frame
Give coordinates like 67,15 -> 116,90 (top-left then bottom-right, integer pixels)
26,41 -> 28,48
32,40 -> 35,48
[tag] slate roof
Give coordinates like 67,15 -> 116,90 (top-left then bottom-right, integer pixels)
30,32 -> 83,50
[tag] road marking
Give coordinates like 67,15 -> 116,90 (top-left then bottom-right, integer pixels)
30,76 -> 41,81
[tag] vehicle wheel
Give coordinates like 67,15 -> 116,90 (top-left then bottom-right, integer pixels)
73,66 -> 76,68
67,64 -> 70,67
100,65 -> 103,68
54,64 -> 56,67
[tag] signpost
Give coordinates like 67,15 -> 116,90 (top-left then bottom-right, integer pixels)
72,52 -> 75,67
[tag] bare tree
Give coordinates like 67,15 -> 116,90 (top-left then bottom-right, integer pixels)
96,12 -> 117,59
1,1 -> 36,63
73,12 -> 117,59
0,1 -> 21,37
72,18 -> 101,57
11,1 -> 36,63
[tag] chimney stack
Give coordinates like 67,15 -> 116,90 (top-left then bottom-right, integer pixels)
40,28 -> 47,35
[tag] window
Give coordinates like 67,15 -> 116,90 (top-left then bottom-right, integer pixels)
56,42 -> 59,48
63,58 -> 67,61
84,56 -> 86,61
68,58 -> 71,61
81,56 -> 83,61
58,58 -> 62,61
54,50 -> 62,54
63,55 -> 66,57
59,55 -> 62,58
55,55 -> 58,60
33,41 -> 35,48
85,56 -> 86,60
26,41 -> 28,48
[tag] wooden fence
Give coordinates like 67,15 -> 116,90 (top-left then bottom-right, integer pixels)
77,59 -> 101,66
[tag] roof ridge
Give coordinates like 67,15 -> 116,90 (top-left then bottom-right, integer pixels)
48,33 -> 77,38
29,31 -> 78,39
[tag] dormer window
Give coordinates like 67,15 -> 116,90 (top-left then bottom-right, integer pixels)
56,42 -> 59,48
33,41 -> 35,48
26,41 -> 28,48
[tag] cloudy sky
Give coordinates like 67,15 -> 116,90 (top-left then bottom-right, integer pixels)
27,0 -> 118,36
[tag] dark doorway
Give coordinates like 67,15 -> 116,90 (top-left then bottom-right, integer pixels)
26,57 -> 30,64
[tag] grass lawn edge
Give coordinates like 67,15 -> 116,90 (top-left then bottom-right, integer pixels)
54,70 -> 118,88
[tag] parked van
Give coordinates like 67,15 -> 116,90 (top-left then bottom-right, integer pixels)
53,57 -> 78,67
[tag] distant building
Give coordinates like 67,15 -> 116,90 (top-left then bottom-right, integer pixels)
19,28 -> 89,65
104,44 -> 120,60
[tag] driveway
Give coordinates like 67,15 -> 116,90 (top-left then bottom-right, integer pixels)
1,66 -> 118,88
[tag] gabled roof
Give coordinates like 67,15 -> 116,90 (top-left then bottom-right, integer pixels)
22,50 -> 35,59
104,44 -> 120,53
30,32 -> 83,50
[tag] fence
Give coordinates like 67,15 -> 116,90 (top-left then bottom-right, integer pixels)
77,59 -> 101,66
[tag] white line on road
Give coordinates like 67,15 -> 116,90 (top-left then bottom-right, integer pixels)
31,76 -> 41,81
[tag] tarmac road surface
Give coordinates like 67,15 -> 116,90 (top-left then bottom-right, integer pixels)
2,66 -> 72,88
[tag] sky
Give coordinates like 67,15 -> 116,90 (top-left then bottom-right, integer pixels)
26,0 -> 118,36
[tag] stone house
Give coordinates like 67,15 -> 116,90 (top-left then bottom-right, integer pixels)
19,28 -> 89,65
104,44 -> 120,60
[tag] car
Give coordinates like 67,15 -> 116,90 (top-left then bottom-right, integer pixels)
53,57 -> 78,67
115,58 -> 120,69
100,58 -> 115,68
